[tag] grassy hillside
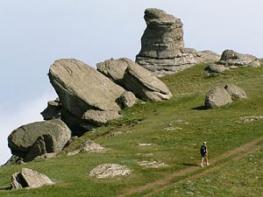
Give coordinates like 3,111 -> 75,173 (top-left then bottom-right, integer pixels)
0,64 -> 263,197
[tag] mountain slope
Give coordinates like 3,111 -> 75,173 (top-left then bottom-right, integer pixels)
0,64 -> 263,197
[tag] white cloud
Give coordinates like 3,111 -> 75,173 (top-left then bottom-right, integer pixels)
0,91 -> 56,165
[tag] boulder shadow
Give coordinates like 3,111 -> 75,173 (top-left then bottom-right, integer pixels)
192,105 -> 208,111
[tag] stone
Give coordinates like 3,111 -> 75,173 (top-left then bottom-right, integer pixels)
240,116 -> 263,123
116,91 -> 137,108
224,84 -> 247,100
218,49 -> 261,67
137,160 -> 168,168
89,164 -> 131,179
8,119 -> 71,162
97,58 -> 172,101
135,9 -> 219,76
205,86 -> 233,108
205,64 -> 229,74
49,59 -> 127,130
67,141 -> 106,156
11,168 -> 54,189
82,110 -> 120,125
80,141 -> 106,153
41,98 -> 61,120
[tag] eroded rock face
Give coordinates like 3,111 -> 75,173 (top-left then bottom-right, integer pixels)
205,86 -> 233,108
219,49 -> 261,68
97,58 -> 172,101
89,164 -> 131,179
41,98 -> 61,120
136,8 -> 220,77
11,168 -> 54,189
8,119 -> 71,161
48,59 -> 127,131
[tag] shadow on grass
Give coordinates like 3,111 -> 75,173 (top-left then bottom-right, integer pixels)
182,163 -> 199,167
192,105 -> 208,111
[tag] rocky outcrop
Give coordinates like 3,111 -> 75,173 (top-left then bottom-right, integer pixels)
97,58 -> 172,101
205,50 -> 261,75
205,84 -> 247,108
48,59 -> 136,131
11,168 -> 54,189
8,119 -> 71,162
219,50 -> 261,68
89,164 -> 131,179
136,8 -> 220,77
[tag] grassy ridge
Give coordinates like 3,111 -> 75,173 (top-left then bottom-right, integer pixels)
0,64 -> 263,197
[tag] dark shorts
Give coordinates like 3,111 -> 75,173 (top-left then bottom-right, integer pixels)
201,153 -> 207,158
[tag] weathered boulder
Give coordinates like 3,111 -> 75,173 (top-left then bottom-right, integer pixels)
48,59 -> 127,130
8,119 -> 71,161
135,8 -> 220,76
41,98 -> 61,120
205,86 -> 233,108
89,164 -> 131,179
11,168 -> 54,189
97,58 -> 172,101
218,49 -> 261,68
205,64 -> 229,76
116,91 -> 137,108
224,84 -> 247,100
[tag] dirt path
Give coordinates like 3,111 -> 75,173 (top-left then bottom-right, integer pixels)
118,137 -> 263,197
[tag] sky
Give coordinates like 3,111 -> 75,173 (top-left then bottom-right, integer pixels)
0,0 -> 262,164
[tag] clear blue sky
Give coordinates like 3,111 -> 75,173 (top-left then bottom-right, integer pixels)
0,0 -> 262,164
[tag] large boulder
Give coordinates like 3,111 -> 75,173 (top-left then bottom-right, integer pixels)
224,84 -> 247,100
135,8 -> 220,77
11,168 -> 54,189
97,58 -> 172,101
8,119 -> 71,161
204,84 -> 247,108
48,59 -> 133,129
218,49 -> 261,68
205,86 -> 233,108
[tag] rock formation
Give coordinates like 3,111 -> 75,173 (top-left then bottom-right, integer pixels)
205,84 -> 247,108
8,119 -> 71,162
48,59 -> 137,132
97,58 -> 172,101
218,49 -> 261,68
11,168 -> 54,189
205,49 -> 262,76
136,8 -> 220,76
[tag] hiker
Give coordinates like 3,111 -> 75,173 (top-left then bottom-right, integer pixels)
200,142 -> 209,167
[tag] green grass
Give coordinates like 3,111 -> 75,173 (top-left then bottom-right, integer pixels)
0,64 -> 263,197
154,148 -> 263,197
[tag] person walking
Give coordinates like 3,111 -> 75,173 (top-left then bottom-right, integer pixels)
200,141 -> 209,167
